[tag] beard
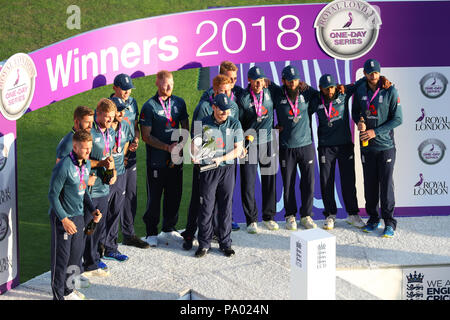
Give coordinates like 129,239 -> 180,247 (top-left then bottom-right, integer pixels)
286,86 -> 300,100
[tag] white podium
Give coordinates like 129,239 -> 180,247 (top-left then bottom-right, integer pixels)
290,228 -> 336,300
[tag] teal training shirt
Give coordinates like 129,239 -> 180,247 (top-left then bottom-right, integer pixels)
111,120 -> 134,176
271,84 -> 318,149
56,128 -> 75,160
89,121 -> 116,198
199,114 -> 243,167
351,81 -> 403,152
48,153 -> 95,221
139,93 -> 189,168
238,87 -> 274,145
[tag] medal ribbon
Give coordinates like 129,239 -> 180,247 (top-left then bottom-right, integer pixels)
250,89 -> 263,118
159,96 -> 172,122
321,96 -> 333,123
96,121 -> 110,155
69,151 -> 85,189
285,89 -> 299,118
115,122 -> 122,152
366,84 -> 380,115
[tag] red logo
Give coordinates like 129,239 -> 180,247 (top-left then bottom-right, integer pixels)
261,106 -> 268,115
79,180 -> 87,191
369,104 -> 377,116
123,117 -> 131,126
216,138 -> 225,148
330,107 -> 339,118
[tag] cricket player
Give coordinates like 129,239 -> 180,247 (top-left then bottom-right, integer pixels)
194,93 -> 244,258
351,59 -> 403,238
109,73 -> 149,249
49,130 -> 102,300
139,70 -> 189,247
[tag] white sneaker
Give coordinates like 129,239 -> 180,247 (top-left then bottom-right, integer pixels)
300,216 -> 317,229
247,222 -> 258,234
285,215 -> 297,231
82,268 -> 110,278
64,290 -> 85,300
346,215 -> 366,228
74,275 -> 91,289
143,235 -> 158,247
263,220 -> 279,231
323,215 -> 336,230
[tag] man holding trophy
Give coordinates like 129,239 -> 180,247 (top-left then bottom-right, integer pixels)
192,93 -> 244,258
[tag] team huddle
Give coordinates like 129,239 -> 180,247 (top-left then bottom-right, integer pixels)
48,59 -> 403,300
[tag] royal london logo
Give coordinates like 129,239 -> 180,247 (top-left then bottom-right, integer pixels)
314,0 -> 382,60
420,72 -> 448,99
406,271 -> 424,300
413,173 -> 448,196
415,108 -> 450,131
418,138 -> 446,165
0,53 -> 37,121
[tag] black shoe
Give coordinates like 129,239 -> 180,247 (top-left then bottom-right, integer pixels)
221,247 -> 235,257
195,248 -> 208,258
182,236 -> 194,250
123,235 -> 150,249
98,243 -> 105,258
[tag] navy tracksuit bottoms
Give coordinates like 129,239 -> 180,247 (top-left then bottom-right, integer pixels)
105,173 -> 126,254
361,147 -> 397,229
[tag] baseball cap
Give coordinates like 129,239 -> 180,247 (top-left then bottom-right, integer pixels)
213,93 -> 232,111
247,66 -> 266,80
363,59 -> 381,74
282,65 -> 301,81
319,74 -> 337,89
113,73 -> 135,90
109,97 -> 127,112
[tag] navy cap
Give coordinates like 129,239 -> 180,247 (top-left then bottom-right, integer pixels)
109,97 -> 127,112
282,65 -> 301,81
319,74 -> 337,89
247,66 -> 266,80
363,59 -> 381,74
113,73 -> 135,90
213,93 -> 232,111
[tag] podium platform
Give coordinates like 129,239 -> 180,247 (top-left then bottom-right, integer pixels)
1,216 -> 449,300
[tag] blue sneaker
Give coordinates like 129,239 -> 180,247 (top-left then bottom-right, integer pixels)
232,220 -> 240,231
97,261 -> 108,270
382,226 -> 395,238
103,251 -> 129,262
363,221 -> 381,233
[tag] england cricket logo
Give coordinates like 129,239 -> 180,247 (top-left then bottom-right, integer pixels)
405,271 -> 424,300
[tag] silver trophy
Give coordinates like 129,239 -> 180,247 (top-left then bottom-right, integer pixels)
190,126 -> 218,172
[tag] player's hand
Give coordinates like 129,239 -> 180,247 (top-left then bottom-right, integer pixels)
239,148 -> 248,159
360,129 -> 375,141
109,173 -> 117,185
88,174 -> 96,187
357,121 -> 366,132
264,79 -> 271,88
298,81 -> 308,92
275,124 -> 283,132
212,157 -> 222,166
380,76 -> 392,90
92,209 -> 102,223
61,218 -> 77,235
337,84 -> 345,94
167,142 -> 177,153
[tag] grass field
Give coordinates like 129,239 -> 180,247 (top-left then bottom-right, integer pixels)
1,0 -> 329,283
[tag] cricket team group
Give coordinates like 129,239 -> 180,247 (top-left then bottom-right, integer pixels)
48,58 -> 403,300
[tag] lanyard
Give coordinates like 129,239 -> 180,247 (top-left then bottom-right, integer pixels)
159,96 -> 172,122
69,151 -> 86,190
115,122 -> 122,150
366,85 -> 380,113
285,89 -> 299,118
96,121 -> 110,154
321,96 -> 333,122
250,89 -> 263,118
